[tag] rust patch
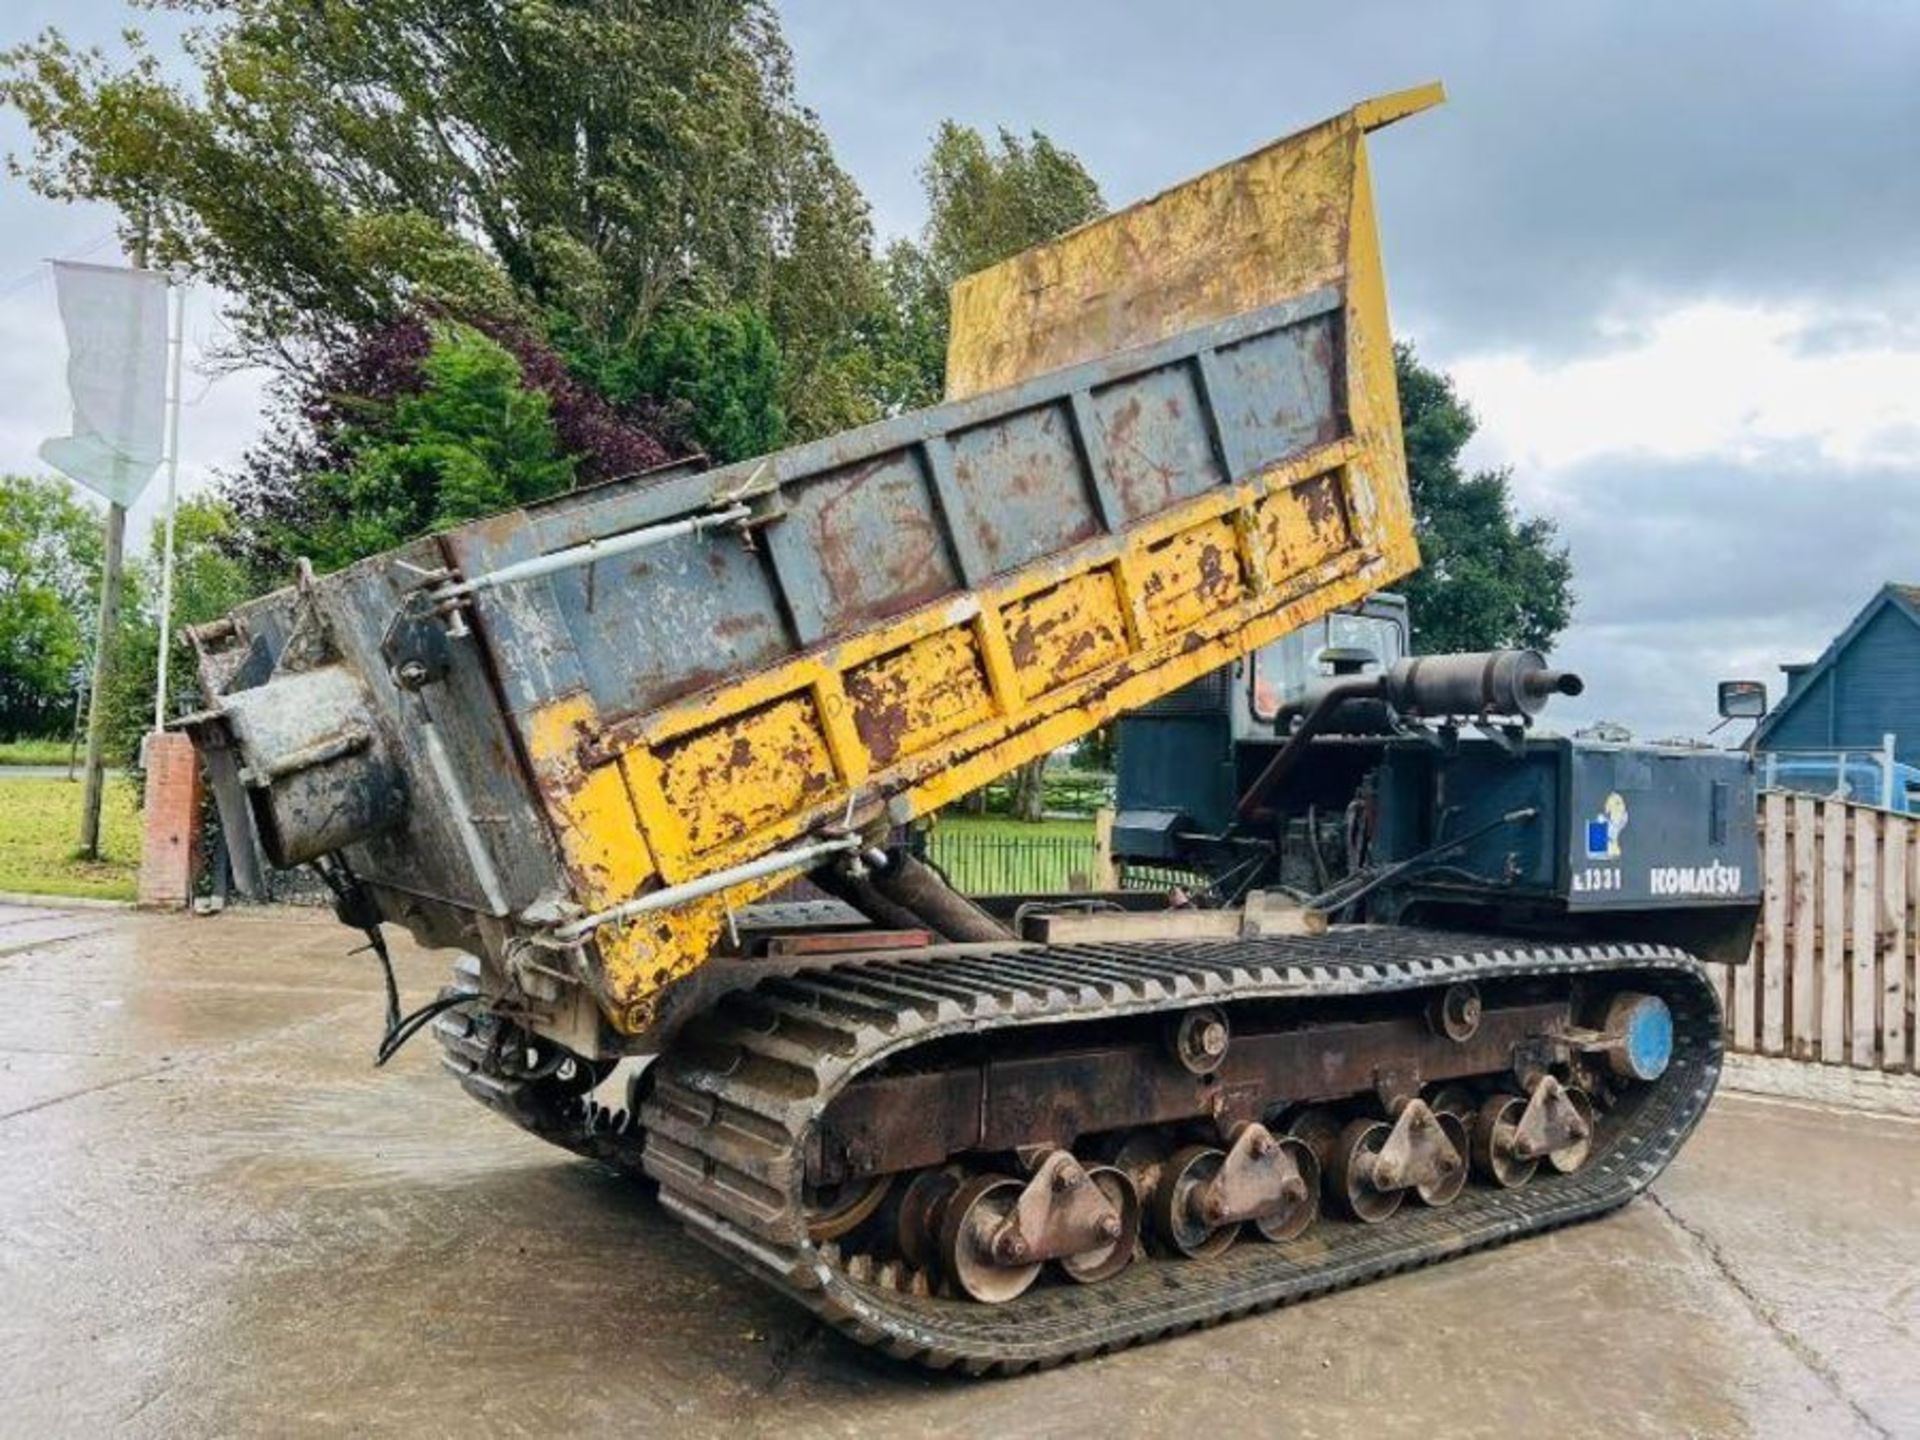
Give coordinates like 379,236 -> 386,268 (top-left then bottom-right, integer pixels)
1093,368 -> 1224,524
1259,468 -> 1354,580
949,404 -> 1100,574
712,612 -> 773,643
1003,571 -> 1129,701
795,454 -> 958,637
1138,517 -> 1247,636
655,692 -> 837,854
846,628 -> 995,766
525,693 -> 655,908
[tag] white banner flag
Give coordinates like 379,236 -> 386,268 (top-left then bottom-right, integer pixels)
40,260 -> 170,508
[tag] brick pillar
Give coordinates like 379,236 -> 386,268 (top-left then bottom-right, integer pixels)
139,733 -> 203,909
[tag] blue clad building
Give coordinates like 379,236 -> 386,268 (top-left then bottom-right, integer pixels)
1751,584 -> 1920,811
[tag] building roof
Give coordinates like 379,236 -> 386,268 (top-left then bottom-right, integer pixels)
1752,583 -> 1920,748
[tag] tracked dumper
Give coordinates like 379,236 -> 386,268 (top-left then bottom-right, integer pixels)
184,85 -> 1757,1372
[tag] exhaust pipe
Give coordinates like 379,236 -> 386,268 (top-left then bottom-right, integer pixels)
1383,650 -> 1582,720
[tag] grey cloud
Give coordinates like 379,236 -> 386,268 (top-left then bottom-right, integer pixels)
1526,449 -> 1920,739
1544,451 -> 1920,627
783,0 -> 1920,359
1790,310 -> 1920,357
1543,614 -> 1798,745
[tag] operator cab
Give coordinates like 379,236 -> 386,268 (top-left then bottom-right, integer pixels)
1249,595 -> 1410,729
1114,595 -> 1413,845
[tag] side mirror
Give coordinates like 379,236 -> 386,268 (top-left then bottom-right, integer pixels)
1717,679 -> 1768,720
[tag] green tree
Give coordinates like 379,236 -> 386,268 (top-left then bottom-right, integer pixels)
102,496 -> 257,768
1395,345 -> 1574,654
883,123 -> 1106,410
280,321 -> 576,575
2,0 -> 880,436
0,475 -> 103,737
573,303 -> 786,465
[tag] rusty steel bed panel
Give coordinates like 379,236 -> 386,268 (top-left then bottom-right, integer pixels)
191,89 -> 1441,1038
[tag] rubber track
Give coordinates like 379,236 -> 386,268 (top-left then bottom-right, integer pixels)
433,956 -> 638,1168
638,926 -> 1722,1374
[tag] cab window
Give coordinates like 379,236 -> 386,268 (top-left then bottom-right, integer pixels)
1250,614 -> 1404,722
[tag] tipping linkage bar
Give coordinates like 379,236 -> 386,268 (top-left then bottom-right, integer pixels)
425,503 -> 754,609
547,834 -> 861,944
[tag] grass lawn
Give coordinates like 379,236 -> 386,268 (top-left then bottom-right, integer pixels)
0,738 -> 76,767
0,775 -> 140,900
925,813 -> 1098,895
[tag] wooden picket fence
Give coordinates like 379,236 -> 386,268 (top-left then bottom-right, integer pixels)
1706,791 -> 1917,1072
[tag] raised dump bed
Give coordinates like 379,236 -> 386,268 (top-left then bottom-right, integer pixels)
188,86 -> 1438,1043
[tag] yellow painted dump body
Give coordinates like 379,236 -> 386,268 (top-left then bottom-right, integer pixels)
538,89 -> 1440,1032
193,89 -> 1441,1044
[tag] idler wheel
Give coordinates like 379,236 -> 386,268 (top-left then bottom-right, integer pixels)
1332,1119 -> 1406,1223
1056,1165 -> 1142,1285
1547,1087 -> 1597,1174
805,1172 -> 893,1243
1151,1145 -> 1240,1259
938,1175 -> 1041,1304
1427,981 -> 1483,1041
1472,1094 -> 1539,1189
1168,1006 -> 1231,1075
1413,1111 -> 1471,1207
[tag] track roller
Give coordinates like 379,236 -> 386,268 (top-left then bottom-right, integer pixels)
1332,1098 -> 1464,1221
1167,1121 -> 1320,1247
897,1167 -> 964,1270
1332,1119 -> 1403,1223
1472,1094 -> 1536,1188
1547,1087 -> 1596,1174
939,1176 -> 1041,1303
1151,1146 -> 1241,1258
1473,1074 -> 1594,1187
933,1152 -> 1139,1302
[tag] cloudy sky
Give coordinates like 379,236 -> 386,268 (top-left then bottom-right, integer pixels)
4,1 -> 1918,740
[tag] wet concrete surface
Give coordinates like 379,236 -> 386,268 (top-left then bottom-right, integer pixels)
2,901 -> 1916,1439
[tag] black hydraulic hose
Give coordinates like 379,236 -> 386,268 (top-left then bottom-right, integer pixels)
311,850 -> 473,1065
1234,674 -> 1389,827
1303,806 -> 1538,916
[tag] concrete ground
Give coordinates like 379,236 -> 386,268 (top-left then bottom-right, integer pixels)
3,903 -> 1916,1440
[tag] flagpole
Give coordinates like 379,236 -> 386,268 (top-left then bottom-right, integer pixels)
152,279 -> 186,732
